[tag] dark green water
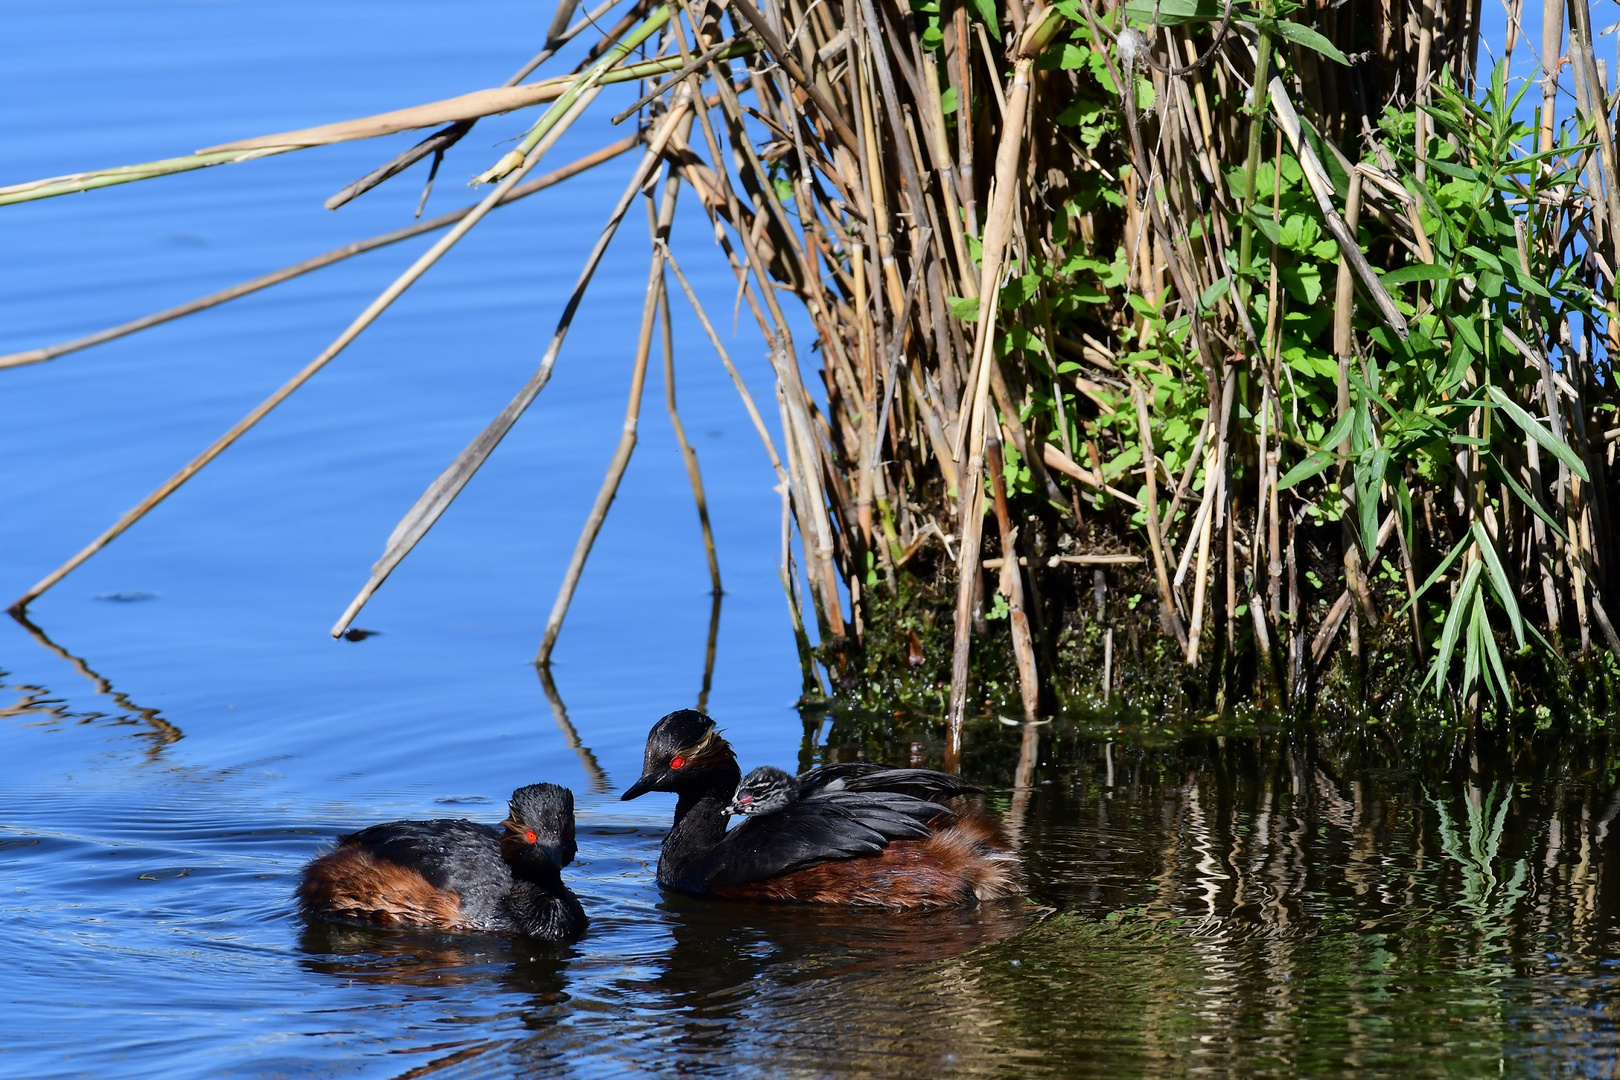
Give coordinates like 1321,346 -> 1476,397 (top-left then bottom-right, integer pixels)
4,0 -> 1618,1076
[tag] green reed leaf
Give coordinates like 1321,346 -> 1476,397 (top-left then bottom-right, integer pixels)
1430,558 -> 1483,696
1485,456 -> 1568,542
1485,385 -> 1589,481
1472,520 -> 1524,648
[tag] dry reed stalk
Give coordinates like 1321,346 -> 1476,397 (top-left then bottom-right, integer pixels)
1184,372 -> 1233,664
536,156 -> 687,666
1103,627 -> 1114,702
987,437 -> 1041,722
12,83 -> 607,617
1414,0 -> 1438,184
957,58 -> 1034,470
729,0 -> 862,154
1051,553 -> 1146,566
1333,171 -> 1364,436
0,38 -> 743,207
1268,80 -> 1407,340
659,243 -> 786,481
775,385 -> 834,647
1312,512 -> 1397,665
1567,0 -> 1620,275
1541,0 -> 1566,154
676,57 -> 848,640
329,90 -> 692,637
946,56 -> 1034,749
657,260 -> 723,598
1042,445 -> 1142,505
944,471 -> 986,772
207,26 -> 691,156
1286,520 -> 1302,694
1183,452 -> 1219,665
1165,409 -> 1215,531
0,136 -> 639,370
772,341 -> 849,640
326,0 -> 627,209
1134,380 -> 1189,648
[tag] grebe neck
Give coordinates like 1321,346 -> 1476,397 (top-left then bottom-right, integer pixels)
501,863 -> 587,939
659,760 -> 741,892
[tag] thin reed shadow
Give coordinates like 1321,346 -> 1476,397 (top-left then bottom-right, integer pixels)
697,591 -> 721,714
5,610 -> 182,757
535,664 -> 610,794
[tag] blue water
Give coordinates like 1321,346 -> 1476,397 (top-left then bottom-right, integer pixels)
7,2 -> 1620,1078
2,2 -> 826,1073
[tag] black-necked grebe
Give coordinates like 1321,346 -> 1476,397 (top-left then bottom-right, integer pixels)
297,782 -> 587,941
623,710 -> 1020,909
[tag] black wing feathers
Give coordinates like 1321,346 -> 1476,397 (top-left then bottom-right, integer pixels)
339,818 -> 505,891
702,790 -> 953,887
800,762 -> 983,801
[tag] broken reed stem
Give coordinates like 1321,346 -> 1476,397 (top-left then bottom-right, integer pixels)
11,85 -> 606,616
988,436 -> 1041,722
656,227 -> 723,597
1184,373 -> 1233,664
536,157 -> 685,666
0,136 -> 640,370
0,36 -> 754,206
325,0 -> 626,209
329,90 -> 693,638
1135,380 -> 1189,649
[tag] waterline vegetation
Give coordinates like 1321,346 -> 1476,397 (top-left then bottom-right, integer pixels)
7,0 -> 1620,755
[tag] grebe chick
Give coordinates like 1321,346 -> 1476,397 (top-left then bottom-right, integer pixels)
297,783 -> 588,942
726,765 -> 800,817
623,710 -> 1021,909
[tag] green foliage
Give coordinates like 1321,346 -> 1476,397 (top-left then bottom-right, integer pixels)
1345,65 -> 1596,705
1009,47 -> 1604,712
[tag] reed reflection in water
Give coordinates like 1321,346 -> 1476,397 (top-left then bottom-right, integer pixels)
971,727 -> 1620,1075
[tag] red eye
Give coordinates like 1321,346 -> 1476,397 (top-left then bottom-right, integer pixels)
670,755 -> 686,770
524,830 -> 538,844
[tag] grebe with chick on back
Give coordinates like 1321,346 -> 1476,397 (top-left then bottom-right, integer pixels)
623,710 -> 1021,909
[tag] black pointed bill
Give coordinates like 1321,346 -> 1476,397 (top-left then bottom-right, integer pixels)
621,774 -> 659,801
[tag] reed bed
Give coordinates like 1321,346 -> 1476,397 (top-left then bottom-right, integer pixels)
8,0 -> 1620,756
